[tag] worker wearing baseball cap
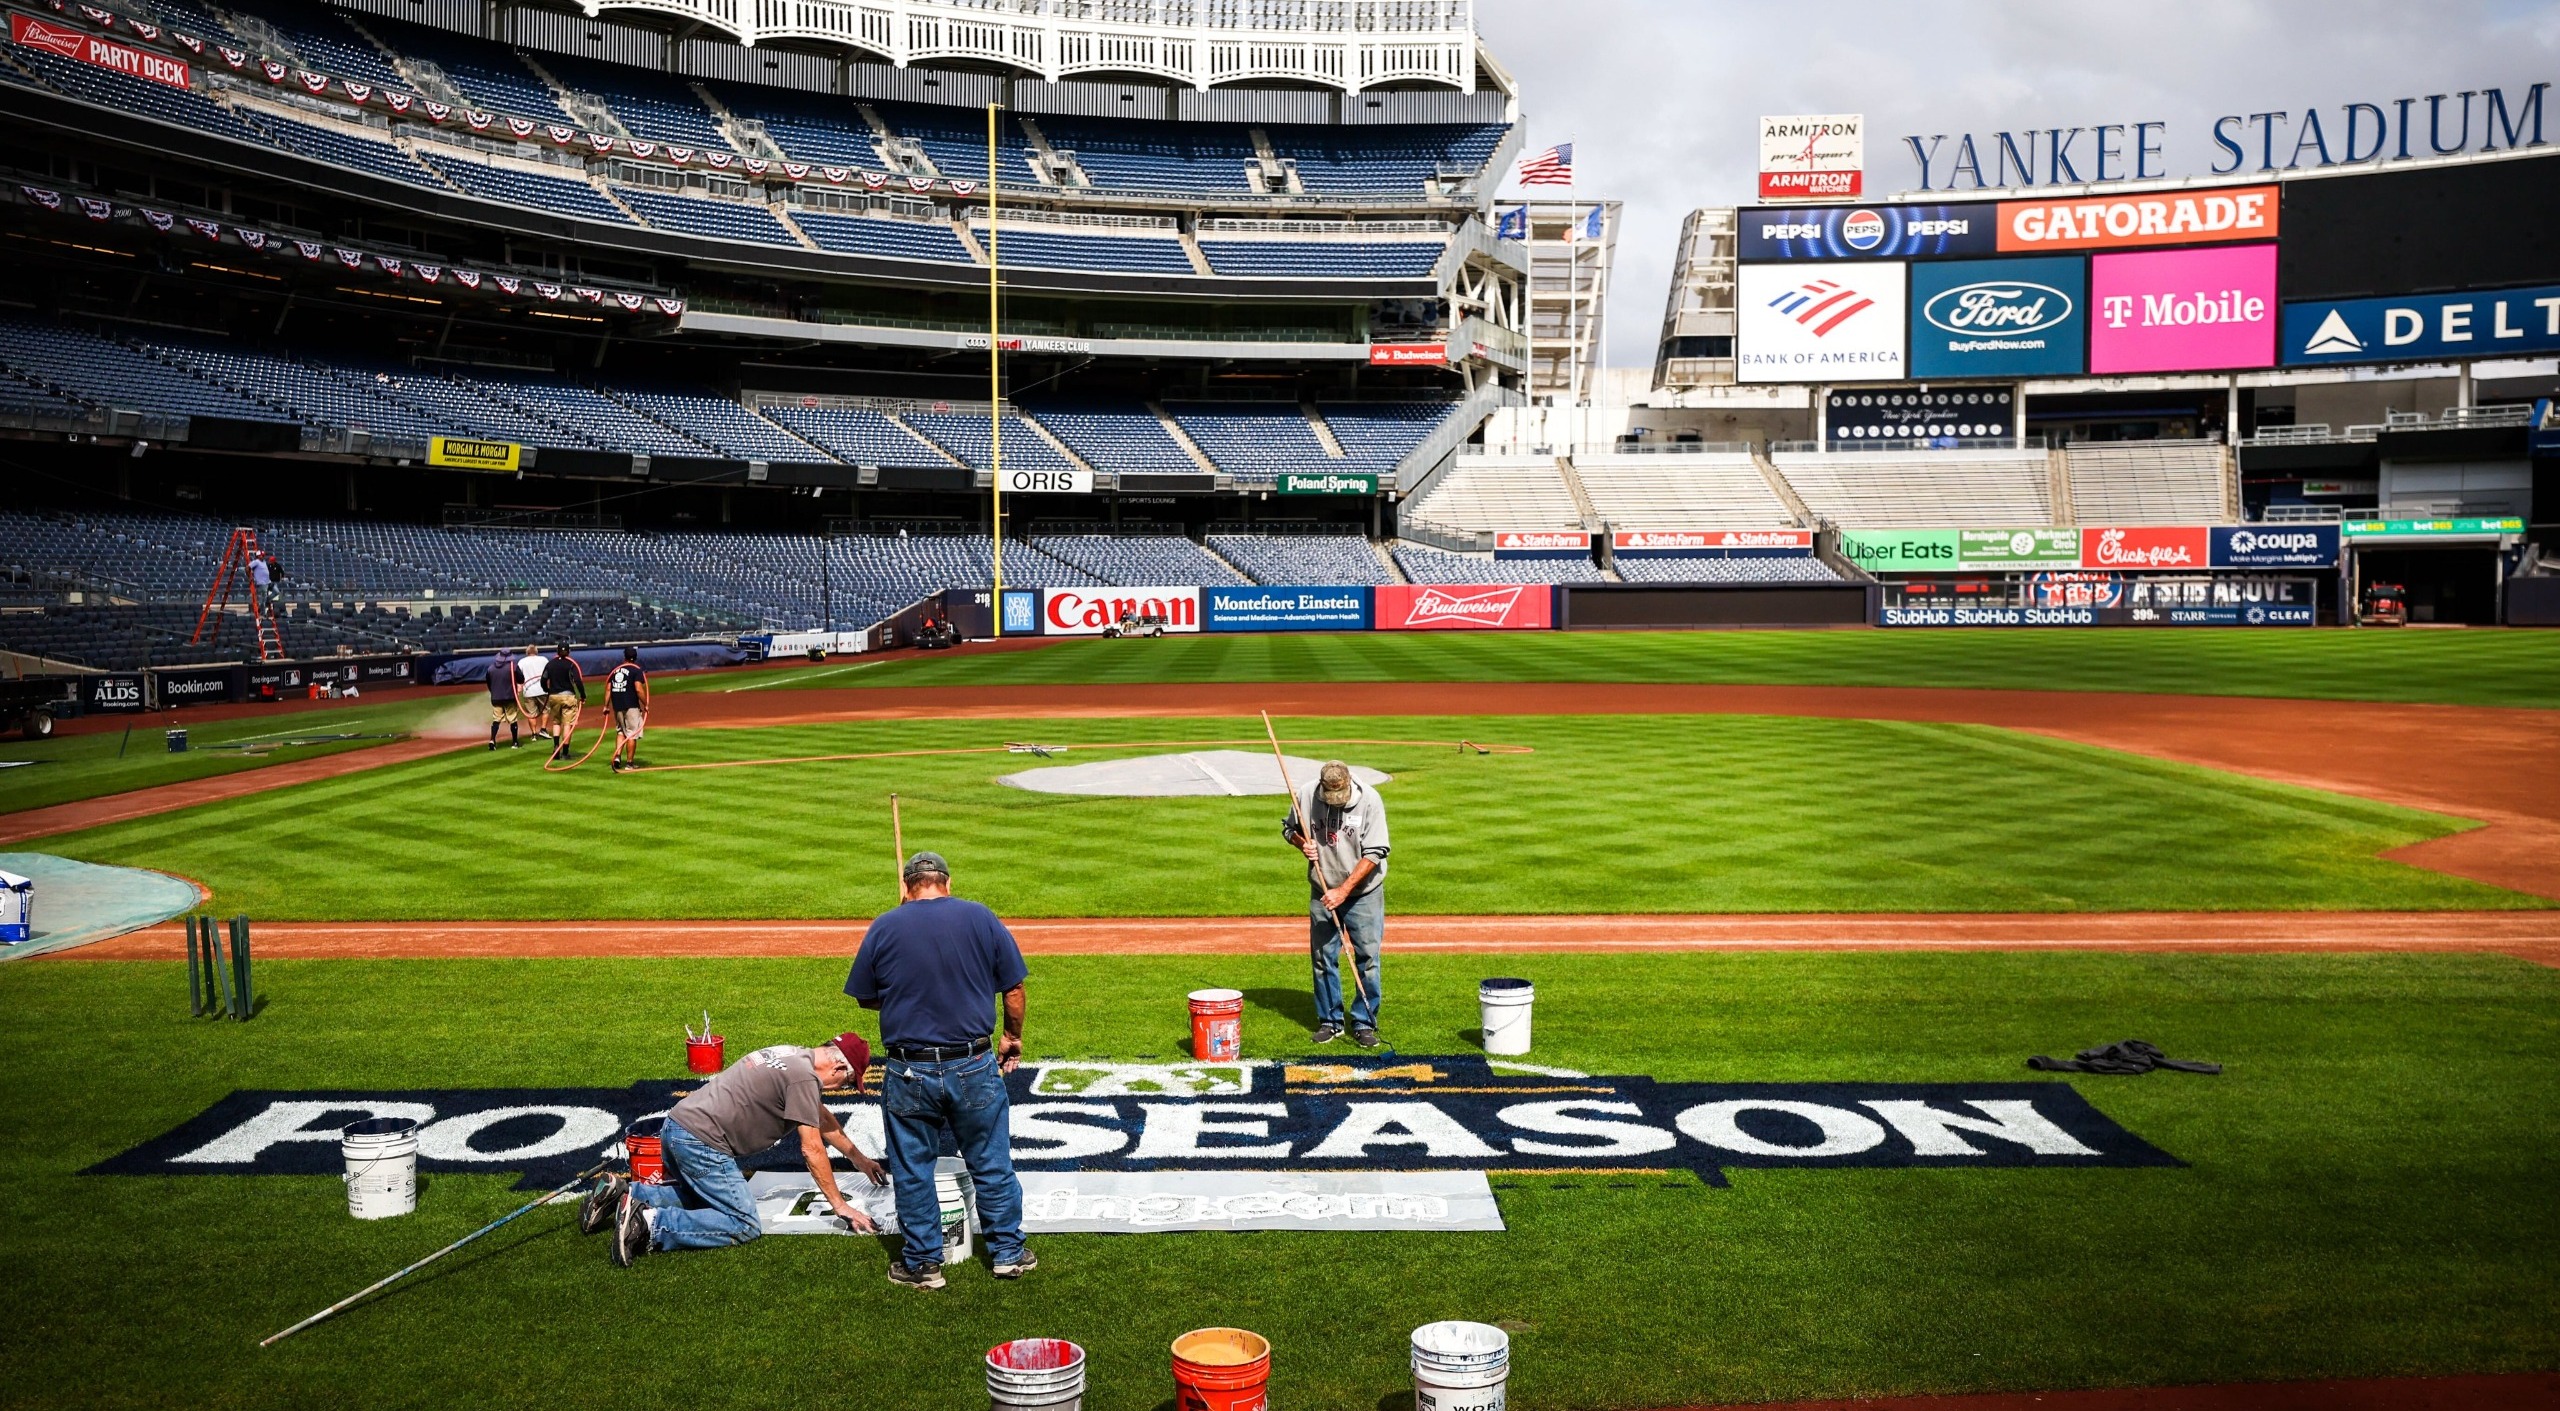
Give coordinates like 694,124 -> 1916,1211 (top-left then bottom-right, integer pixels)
845,850 -> 1034,1290
1283,760 -> 1391,1049
593,1033 -> 888,1266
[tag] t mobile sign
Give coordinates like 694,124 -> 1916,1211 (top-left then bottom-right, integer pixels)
1039,587 -> 1201,635
2089,244 -> 2277,374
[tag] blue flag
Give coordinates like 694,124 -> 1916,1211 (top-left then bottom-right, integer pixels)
1496,205 -> 1528,242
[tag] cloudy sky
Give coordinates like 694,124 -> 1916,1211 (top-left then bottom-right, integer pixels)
1476,0 -> 2560,367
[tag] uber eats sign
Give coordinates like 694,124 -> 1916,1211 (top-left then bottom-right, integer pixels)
1839,528 -> 2079,572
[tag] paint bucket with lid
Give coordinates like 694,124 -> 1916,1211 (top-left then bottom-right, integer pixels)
1189,988 -> 1244,1060
987,1338 -> 1086,1411
1171,1327 -> 1271,1411
1479,979 -> 1535,1056
935,1154 -> 976,1263
341,1117 -> 419,1220
685,1034 -> 725,1074
625,1115 -> 670,1185
165,728 -> 188,753
1411,1321 -> 1511,1411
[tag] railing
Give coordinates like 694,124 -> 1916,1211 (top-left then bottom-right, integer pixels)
2258,504 -> 2345,523
2239,423 -> 2379,446
1199,217 -> 1456,234
1772,436 -> 2046,454
1577,441 -> 1753,456
2386,404 -> 2535,428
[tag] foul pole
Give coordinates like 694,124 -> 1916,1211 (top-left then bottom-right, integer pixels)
987,101 -> 1005,636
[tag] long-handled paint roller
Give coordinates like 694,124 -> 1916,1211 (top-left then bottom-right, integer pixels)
889,792 -> 905,903
1262,711 -> 1364,1005
260,1156 -> 614,1347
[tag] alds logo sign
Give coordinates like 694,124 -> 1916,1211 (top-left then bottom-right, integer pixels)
92,1059 -> 2177,1191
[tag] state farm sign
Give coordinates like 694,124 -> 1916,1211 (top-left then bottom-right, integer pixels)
10,13 -> 189,89
1613,529 -> 1813,552
1039,587 -> 1200,635
1373,584 -> 1553,631
1493,531 -> 1590,553
2081,526 -> 2208,570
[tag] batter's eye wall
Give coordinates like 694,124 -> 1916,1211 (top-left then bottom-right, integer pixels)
2281,153 -> 2560,300
1559,584 -> 1876,629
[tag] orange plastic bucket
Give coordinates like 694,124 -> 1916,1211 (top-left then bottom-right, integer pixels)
1171,1327 -> 1270,1411
625,1116 -> 669,1185
1188,989 -> 1244,1061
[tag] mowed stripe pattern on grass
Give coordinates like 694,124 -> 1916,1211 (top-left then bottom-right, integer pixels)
24,714 -> 2530,920
664,629 -> 2560,710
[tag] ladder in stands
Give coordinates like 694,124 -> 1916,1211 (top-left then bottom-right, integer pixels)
192,526 -> 288,661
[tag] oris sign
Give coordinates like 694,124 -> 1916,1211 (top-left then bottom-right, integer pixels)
1039,587 -> 1201,635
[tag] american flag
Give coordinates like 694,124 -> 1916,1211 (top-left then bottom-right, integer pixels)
1515,143 -> 1573,186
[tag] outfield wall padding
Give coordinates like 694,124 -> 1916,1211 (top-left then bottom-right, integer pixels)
1559,584 -> 1874,630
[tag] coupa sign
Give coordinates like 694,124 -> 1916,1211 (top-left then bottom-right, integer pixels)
91,1059 -> 2177,1191
2213,525 -> 2338,568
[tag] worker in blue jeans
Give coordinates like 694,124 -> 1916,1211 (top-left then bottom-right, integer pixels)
845,850 -> 1033,1290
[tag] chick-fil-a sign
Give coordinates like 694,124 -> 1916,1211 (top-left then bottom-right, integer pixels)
2088,244 -> 2277,374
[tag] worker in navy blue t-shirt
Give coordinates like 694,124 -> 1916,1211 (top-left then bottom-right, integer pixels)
844,850 -> 1031,1291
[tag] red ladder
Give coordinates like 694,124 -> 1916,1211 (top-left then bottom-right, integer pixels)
192,527 -> 288,661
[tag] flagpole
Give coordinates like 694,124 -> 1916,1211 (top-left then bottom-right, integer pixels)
1566,141 -> 1580,463
987,101 -> 1004,637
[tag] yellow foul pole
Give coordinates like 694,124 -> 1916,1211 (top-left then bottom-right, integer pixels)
987,101 -> 1004,636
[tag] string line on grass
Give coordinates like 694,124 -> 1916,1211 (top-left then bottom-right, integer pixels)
626,737 -> 1534,775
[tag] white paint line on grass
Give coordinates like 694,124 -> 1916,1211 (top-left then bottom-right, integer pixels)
726,661 -> 888,692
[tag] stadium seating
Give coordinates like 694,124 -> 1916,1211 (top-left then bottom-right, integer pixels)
421,152 -> 637,224
5,47 -> 269,144
1402,455 -> 1583,531
535,52 -> 732,151
1207,531 -> 1395,586
1197,241 -> 1444,279
221,0 -> 408,88
2065,442 -> 2230,525
1392,545 -> 1601,583
760,406 -> 952,469
1771,450 -> 2055,528
450,371 -> 713,456
1028,114 -> 1258,193
240,109 -> 447,189
1611,556 -> 1845,583
611,186 -> 798,245
0,316 -> 293,424
1316,402 -> 1452,475
602,387 -> 835,462
981,229 -> 1195,276
789,210 -> 976,264
134,333 -> 449,441
1574,451 -> 1799,529
1021,402 -> 1202,476
364,15 -> 562,116
1028,529 -> 1246,585
872,99 -> 1022,181
708,83 -> 886,170
1265,123 -> 1506,195
1166,403 -> 1333,482
898,410 -> 1078,475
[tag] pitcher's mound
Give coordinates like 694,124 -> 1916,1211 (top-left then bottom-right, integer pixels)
1000,750 -> 1390,798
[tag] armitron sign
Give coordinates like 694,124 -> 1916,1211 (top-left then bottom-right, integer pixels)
1759,113 -> 1865,200
10,13 -> 189,88
1040,587 -> 1201,635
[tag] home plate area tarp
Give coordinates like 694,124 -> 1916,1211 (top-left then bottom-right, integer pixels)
89,1059 -> 2179,1234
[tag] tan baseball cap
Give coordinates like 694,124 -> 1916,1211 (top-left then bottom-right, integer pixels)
1318,761 -> 1354,807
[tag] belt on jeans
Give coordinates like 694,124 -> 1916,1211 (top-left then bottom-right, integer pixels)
885,1037 -> 992,1062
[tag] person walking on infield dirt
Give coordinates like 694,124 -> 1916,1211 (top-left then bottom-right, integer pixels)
607,646 -> 650,773
540,644 -> 586,761
1284,760 -> 1390,1049
591,1033 -> 888,1265
516,643 -> 553,744
486,646 -> 524,751
844,850 -> 1034,1290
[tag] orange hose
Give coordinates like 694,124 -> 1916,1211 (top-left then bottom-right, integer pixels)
542,706 -> 610,773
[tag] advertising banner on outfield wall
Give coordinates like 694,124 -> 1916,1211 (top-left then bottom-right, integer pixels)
2088,245 -> 2278,374
1737,203 -> 1995,261
1493,531 -> 1592,559
1204,587 -> 1371,633
2082,525 -> 2211,570
2282,282 -> 2560,368
1908,256 -> 2087,378
1039,587 -> 1202,636
1996,184 -> 2277,252
151,665 -> 246,706
1738,262 -> 1908,382
1838,528 -> 2077,573
81,672 -> 148,713
1881,603 -> 2310,627
2211,525 -> 2339,568
1373,584 -> 1554,631
1613,529 -> 1814,556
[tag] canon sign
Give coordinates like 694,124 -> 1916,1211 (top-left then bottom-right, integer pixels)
1040,588 -> 1200,636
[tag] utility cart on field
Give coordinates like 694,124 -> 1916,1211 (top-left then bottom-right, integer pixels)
2357,580 -> 2408,627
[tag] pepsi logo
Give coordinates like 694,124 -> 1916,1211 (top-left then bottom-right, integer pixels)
1840,209 -> 1887,250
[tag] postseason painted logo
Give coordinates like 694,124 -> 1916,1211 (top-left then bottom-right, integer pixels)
93,1058 -> 2177,1191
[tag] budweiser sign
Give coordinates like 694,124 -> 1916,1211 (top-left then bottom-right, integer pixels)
2081,525 -> 2208,570
11,13 -> 189,88
1614,529 -> 1813,552
1374,584 -> 1554,631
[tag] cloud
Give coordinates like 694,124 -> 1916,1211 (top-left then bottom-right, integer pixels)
1475,0 -> 2560,368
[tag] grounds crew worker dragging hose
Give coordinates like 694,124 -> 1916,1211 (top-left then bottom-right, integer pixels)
591,1034 -> 887,1265
1284,760 -> 1391,1049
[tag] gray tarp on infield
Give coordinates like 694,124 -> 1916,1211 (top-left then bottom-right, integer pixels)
0,852 -> 202,960
999,751 -> 1390,798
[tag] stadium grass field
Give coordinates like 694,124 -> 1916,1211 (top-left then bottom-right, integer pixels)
5,950 -> 2555,1410
0,696 -> 452,815
24,712 -> 2534,918
659,628 -> 2560,708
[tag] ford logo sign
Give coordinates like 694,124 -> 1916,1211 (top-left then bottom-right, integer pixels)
1840,209 -> 1886,250
1923,281 -> 2073,335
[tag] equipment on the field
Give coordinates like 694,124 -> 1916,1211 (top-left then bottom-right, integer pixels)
1411,1321 -> 1511,1411
889,792 -> 905,900
685,1012 -> 723,1074
1171,1328 -> 1272,1411
2029,1039 -> 2222,1075
185,915 -> 253,1019
1478,978 -> 1535,1056
341,1117 -> 420,1220
624,1116 -> 670,1184
988,1338 -> 1087,1411
1262,711 -> 1363,1002
2357,580 -> 2408,627
1189,988 -> 1245,1060
260,1157 -> 614,1346
541,712 -> 610,773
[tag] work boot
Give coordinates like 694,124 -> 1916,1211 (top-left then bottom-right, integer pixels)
1310,1023 -> 1343,1045
991,1249 -> 1039,1280
579,1174 -> 627,1235
885,1261 -> 945,1291
610,1192 -> 650,1267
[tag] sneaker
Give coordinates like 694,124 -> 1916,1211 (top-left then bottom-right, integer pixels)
609,760 -> 625,773
486,741 -> 497,752
1310,1023 -> 1343,1045
991,1249 -> 1039,1279
1352,1027 -> 1380,1050
610,1192 -> 650,1267
885,1261 -> 946,1291
510,741 -> 523,749
578,1174 -> 627,1235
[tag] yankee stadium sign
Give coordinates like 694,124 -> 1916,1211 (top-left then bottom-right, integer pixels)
94,1058 -> 2177,1193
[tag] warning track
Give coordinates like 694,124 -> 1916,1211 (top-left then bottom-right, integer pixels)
1670,1370 -> 2560,1411
56,909 -> 2560,964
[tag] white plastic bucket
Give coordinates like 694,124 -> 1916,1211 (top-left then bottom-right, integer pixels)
935,1155 -> 977,1264
987,1338 -> 1086,1411
0,869 -> 30,944
342,1117 -> 420,1220
1412,1321 -> 1511,1411
1479,979 -> 1535,1056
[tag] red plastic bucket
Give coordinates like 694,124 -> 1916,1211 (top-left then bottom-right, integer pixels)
1188,988 -> 1244,1061
1171,1328 -> 1270,1411
686,1035 -> 725,1075
626,1115 -> 669,1185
